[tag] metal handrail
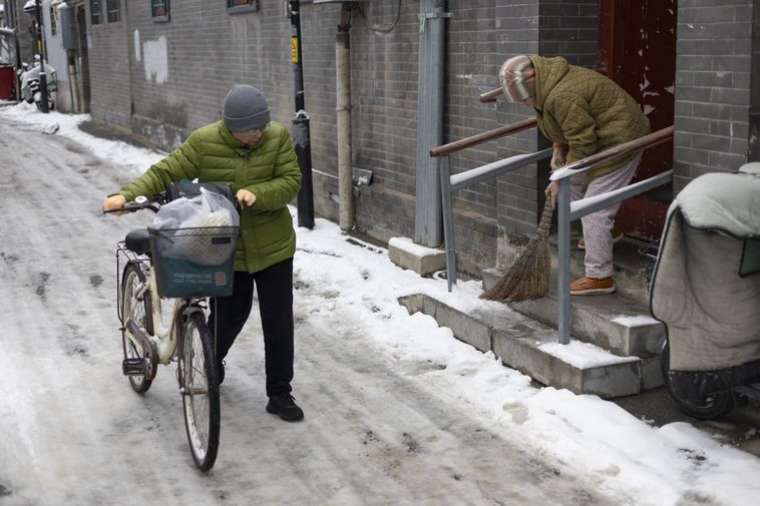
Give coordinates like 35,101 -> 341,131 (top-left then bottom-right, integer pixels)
450,149 -> 551,191
553,125 -> 674,344
430,118 -> 538,157
480,87 -> 503,103
433,120 -> 674,351
570,170 -> 673,221
430,117 -> 547,291
438,148 -> 553,291
432,114 -> 674,349
551,126 -> 674,181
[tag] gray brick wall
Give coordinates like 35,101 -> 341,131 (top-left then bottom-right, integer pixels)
674,0 -> 753,191
88,0 -> 131,128
539,0 -> 599,67
445,1 -> 540,272
82,0 -> 760,279
749,0 -> 760,160
83,0 -> 602,277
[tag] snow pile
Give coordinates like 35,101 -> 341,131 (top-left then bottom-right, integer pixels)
293,215 -> 760,506
539,340 -> 638,368
0,102 -> 163,173
2,103 -> 759,505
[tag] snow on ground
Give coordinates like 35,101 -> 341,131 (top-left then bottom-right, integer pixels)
0,102 -> 163,173
2,103 -> 760,505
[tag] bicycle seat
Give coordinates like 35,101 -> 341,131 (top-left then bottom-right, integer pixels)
125,229 -> 151,255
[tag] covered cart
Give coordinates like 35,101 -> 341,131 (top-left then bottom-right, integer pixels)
651,163 -> 760,419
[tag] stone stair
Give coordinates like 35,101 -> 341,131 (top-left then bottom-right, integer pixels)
398,291 -> 661,399
397,236 -> 665,398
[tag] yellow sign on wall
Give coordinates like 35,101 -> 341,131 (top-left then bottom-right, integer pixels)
291,37 -> 299,64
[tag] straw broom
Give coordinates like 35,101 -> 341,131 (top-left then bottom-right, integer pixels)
481,199 -> 554,302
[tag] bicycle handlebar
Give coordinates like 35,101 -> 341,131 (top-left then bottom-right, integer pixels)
103,195 -> 161,215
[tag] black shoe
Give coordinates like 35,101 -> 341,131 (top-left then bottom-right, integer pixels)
266,394 -> 304,422
216,360 -> 226,385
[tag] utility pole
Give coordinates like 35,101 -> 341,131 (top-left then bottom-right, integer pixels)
32,0 -> 49,112
289,0 -> 314,229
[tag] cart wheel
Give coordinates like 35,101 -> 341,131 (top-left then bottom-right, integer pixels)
661,340 -> 735,420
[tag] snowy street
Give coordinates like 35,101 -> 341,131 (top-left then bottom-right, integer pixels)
1,106 -> 760,505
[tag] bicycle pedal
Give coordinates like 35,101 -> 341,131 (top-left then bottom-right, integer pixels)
122,358 -> 148,376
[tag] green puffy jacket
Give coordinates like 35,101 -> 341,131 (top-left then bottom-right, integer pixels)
118,120 -> 301,273
531,56 -> 651,180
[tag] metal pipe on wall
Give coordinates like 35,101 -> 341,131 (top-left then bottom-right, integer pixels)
289,0 -> 315,229
336,2 -> 353,232
414,0 -> 448,247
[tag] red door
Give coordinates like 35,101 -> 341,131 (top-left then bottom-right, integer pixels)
0,67 -> 14,100
599,0 -> 676,240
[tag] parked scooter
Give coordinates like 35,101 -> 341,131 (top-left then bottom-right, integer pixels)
651,163 -> 760,420
17,55 -> 57,111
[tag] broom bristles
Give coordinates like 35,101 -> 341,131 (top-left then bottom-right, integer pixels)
481,201 -> 554,302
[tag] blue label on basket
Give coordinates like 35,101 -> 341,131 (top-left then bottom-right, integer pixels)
214,272 -> 227,286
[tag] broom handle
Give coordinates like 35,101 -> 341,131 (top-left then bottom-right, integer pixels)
536,200 -> 554,239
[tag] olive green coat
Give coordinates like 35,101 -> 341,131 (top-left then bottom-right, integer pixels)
118,120 -> 301,273
531,56 -> 651,180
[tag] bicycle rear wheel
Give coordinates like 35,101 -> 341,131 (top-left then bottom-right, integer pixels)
121,263 -> 154,394
179,312 -> 220,472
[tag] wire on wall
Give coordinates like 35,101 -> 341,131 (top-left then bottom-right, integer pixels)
357,0 -> 401,33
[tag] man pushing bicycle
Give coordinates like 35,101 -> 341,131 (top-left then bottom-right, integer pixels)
103,84 -> 304,422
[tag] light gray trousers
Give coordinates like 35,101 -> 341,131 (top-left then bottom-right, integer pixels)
570,153 -> 641,278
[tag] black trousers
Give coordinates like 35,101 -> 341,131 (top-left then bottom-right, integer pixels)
207,258 -> 294,397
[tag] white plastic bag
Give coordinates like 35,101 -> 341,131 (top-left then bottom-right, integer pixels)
152,189 -> 239,266
153,188 -> 239,230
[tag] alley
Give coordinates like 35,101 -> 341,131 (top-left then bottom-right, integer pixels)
0,117 -> 618,505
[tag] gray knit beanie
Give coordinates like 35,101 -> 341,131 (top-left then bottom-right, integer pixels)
223,84 -> 271,132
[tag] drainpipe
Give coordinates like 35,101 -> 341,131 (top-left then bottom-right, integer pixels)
414,0 -> 448,247
336,2 -> 353,232
289,0 -> 315,229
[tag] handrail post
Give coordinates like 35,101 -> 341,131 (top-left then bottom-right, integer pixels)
439,156 -> 456,291
557,178 -> 572,344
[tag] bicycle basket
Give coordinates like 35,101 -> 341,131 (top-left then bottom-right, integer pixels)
149,226 -> 239,298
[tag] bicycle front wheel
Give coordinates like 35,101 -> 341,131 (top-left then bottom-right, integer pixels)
179,312 -> 220,472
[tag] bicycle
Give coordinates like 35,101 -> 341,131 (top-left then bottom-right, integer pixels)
106,194 -> 238,472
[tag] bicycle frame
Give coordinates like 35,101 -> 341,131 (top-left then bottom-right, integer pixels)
116,243 -> 206,365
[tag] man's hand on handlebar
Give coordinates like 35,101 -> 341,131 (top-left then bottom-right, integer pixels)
102,195 -> 127,214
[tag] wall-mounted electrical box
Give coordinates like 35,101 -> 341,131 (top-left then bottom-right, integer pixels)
59,4 -> 78,51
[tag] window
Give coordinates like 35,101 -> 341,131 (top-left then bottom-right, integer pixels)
227,0 -> 259,15
49,6 -> 57,36
90,0 -> 102,25
151,0 -> 170,22
106,0 -> 120,23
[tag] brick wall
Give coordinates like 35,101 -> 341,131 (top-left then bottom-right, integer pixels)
87,0 -> 131,127
83,0 -> 760,279
752,0 -> 760,160
84,0 -> 602,277
674,0 -> 753,192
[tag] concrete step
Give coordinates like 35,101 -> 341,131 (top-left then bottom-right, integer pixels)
398,293 -> 663,398
482,268 -> 665,358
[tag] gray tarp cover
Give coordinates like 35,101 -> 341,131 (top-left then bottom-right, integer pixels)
651,165 -> 760,371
